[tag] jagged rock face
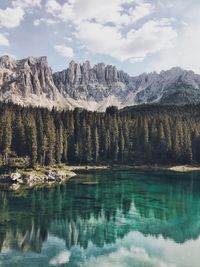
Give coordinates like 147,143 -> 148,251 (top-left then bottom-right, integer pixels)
53,60 -> 133,102
132,68 -> 200,105
0,56 -> 57,98
53,62 -> 200,110
0,55 -> 74,109
1,55 -> 200,111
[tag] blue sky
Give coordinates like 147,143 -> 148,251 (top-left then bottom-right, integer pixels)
0,0 -> 199,75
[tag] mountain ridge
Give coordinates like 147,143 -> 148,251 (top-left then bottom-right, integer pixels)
0,55 -> 200,110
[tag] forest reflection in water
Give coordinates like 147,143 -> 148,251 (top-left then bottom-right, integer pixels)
0,170 -> 200,267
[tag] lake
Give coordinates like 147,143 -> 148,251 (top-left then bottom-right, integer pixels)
0,169 -> 200,267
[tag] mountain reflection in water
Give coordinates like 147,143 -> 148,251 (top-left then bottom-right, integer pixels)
0,170 -> 200,267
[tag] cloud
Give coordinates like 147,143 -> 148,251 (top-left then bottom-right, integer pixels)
46,0 -> 61,14
76,20 -> 177,62
34,18 -> 58,26
46,0 -> 176,63
65,37 -> 73,42
12,0 -> 41,9
147,3 -> 200,73
54,45 -> 74,58
0,33 -> 10,46
0,0 -> 41,30
129,2 -> 154,23
46,0 -> 153,26
49,250 -> 71,266
0,7 -> 24,28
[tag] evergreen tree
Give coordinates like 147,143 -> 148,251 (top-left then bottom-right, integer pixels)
93,127 -> 99,163
2,109 -> 12,165
12,113 -> 25,156
85,125 -> 92,162
0,102 -> 200,167
119,127 -> 125,162
27,121 -> 38,167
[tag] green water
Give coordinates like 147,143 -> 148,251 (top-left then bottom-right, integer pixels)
0,170 -> 200,267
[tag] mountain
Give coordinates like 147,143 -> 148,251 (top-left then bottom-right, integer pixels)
1,55 -> 200,110
54,63 -> 200,109
0,55 -> 76,109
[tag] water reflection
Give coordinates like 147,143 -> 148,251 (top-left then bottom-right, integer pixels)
0,170 -> 200,266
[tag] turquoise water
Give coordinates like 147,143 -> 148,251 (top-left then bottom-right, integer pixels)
0,170 -> 200,267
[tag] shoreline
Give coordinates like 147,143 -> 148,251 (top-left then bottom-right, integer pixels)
112,164 -> 200,172
0,165 -> 110,191
167,165 -> 200,172
67,165 -> 110,171
1,163 -> 200,191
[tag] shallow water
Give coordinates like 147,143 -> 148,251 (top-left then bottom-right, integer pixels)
0,169 -> 200,267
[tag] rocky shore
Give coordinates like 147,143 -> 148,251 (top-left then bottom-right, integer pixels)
2,169 -> 76,191
0,165 -> 109,191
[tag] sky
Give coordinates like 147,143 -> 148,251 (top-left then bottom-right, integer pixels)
0,0 -> 199,75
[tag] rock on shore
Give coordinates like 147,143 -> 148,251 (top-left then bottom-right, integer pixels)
9,169 -> 76,189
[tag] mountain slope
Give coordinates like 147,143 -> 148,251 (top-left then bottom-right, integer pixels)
53,62 -> 200,110
0,55 -> 75,109
0,55 -> 200,110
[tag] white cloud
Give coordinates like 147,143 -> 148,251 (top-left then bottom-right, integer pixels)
76,20 -> 177,62
46,0 -> 61,14
129,3 -> 154,23
46,0 -> 177,63
0,33 -> 10,47
66,37 -> 73,42
0,0 -> 41,30
0,7 -> 24,28
54,45 -> 74,58
49,250 -> 71,266
34,18 -> 58,26
147,5 -> 200,73
46,0 -> 153,26
12,0 -> 41,9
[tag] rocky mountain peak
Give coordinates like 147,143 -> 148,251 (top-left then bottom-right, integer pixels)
1,55 -> 200,111
53,60 -> 132,102
0,55 -> 16,69
0,55 -> 72,109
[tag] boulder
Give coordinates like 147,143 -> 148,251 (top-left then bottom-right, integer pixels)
10,172 -> 22,181
9,169 -> 77,190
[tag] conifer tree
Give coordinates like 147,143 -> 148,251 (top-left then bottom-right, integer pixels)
93,127 -> 99,163
2,109 -> 12,165
119,127 -> 125,162
12,113 -> 25,156
85,125 -> 92,162
0,102 -> 200,167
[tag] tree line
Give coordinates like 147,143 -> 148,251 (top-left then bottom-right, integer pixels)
1,102 -> 200,166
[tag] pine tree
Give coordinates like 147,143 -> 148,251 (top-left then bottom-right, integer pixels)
119,127 -> 125,162
2,109 -> 12,165
62,128 -> 68,163
93,127 -> 99,163
143,116 -> 149,149
36,111 -> 44,165
12,113 -> 25,156
85,125 -> 92,162
55,122 -> 64,164
45,115 -> 56,165
24,114 -> 38,167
